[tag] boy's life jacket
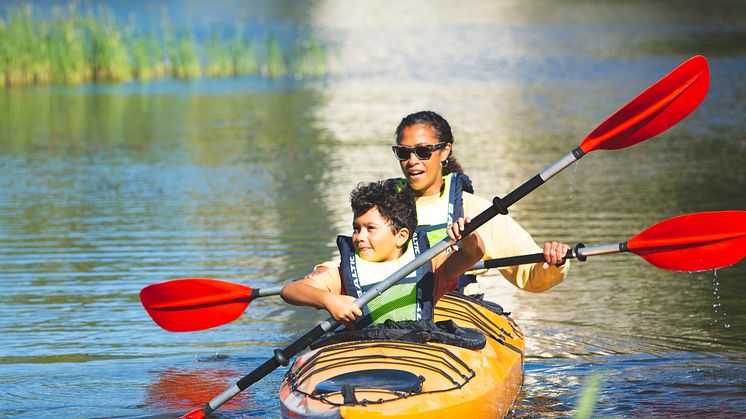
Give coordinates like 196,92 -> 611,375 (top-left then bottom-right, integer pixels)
337,231 -> 434,328
392,172 -> 477,291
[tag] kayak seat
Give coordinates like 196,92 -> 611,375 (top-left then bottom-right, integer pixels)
447,291 -> 506,315
313,369 -> 425,397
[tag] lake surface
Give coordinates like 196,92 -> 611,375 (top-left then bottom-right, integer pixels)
1,1 -> 745,417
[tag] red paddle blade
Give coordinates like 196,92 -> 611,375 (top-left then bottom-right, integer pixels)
627,211 -> 746,271
181,408 -> 207,419
580,55 -> 710,153
140,278 -> 253,332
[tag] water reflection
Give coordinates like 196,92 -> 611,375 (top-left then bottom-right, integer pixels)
145,365 -> 247,413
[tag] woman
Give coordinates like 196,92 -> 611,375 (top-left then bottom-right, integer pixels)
390,110 -> 569,294
309,110 -> 569,295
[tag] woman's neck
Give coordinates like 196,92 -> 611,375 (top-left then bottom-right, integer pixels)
416,178 -> 445,198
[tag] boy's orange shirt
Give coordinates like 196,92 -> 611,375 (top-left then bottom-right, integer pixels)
307,252 -> 455,303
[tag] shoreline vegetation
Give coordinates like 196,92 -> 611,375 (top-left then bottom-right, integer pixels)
0,3 -> 327,87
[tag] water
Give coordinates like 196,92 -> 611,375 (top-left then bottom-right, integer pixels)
1,0 -> 746,417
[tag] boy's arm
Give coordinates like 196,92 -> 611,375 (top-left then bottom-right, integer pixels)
280,270 -> 362,324
280,277 -> 336,310
303,258 -> 338,280
440,217 -> 486,281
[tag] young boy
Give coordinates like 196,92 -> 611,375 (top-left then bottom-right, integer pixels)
281,180 -> 484,329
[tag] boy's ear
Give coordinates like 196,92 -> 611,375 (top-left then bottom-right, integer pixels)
395,228 -> 410,248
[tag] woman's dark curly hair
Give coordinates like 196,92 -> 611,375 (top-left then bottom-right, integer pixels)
394,110 -> 464,175
350,180 -> 418,242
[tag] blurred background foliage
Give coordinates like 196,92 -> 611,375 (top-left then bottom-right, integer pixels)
0,2 -> 327,86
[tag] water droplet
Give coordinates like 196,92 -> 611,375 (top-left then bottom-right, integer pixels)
709,270 -> 728,331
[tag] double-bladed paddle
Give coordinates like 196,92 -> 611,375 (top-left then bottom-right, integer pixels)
474,210 -> 746,271
155,55 -> 710,418
142,210 -> 746,333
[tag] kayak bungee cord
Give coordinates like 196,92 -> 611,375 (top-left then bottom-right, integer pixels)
287,341 -> 475,407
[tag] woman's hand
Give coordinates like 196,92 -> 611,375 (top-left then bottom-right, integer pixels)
543,241 -> 570,268
447,217 -> 478,251
448,217 -> 468,241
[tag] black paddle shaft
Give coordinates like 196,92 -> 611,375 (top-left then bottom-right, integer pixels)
237,323 -> 327,390
478,244 -> 586,269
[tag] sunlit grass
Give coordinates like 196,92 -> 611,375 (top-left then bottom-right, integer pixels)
263,36 -> 287,78
204,30 -> 232,78
0,2 -> 327,87
87,11 -> 131,82
231,31 -> 259,76
290,37 -> 327,79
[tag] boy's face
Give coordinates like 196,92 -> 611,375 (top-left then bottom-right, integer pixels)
352,206 -> 409,262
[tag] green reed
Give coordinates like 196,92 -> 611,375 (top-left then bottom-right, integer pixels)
290,37 -> 327,78
203,26 -> 260,78
0,3 -> 327,87
573,373 -> 604,419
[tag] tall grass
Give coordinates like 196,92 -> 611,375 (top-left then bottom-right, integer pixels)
0,3 -> 327,87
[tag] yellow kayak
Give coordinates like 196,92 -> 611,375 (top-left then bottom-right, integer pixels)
279,292 -> 524,418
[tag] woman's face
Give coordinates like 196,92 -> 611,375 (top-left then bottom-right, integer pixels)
397,124 -> 451,196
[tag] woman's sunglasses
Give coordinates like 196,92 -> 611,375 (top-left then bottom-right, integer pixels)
391,142 -> 447,161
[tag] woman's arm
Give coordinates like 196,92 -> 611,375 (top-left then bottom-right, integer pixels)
463,192 -> 570,292
440,217 -> 486,281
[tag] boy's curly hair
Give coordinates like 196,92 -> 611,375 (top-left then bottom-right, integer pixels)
350,180 -> 417,241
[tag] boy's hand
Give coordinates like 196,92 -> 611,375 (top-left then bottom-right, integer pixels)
322,293 -> 362,327
543,241 -> 570,268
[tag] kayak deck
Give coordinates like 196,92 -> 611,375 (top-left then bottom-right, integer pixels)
280,292 -> 524,418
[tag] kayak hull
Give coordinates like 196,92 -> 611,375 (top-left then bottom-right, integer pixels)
279,293 -> 524,418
